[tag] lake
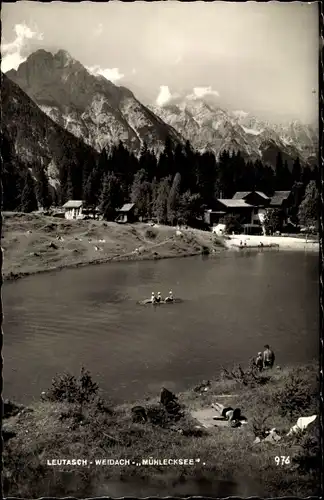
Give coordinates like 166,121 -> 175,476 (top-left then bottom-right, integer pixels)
3,250 -> 319,404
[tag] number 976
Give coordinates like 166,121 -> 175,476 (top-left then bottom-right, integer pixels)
275,456 -> 290,465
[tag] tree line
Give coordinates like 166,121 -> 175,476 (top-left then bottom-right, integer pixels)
1,133 -> 318,227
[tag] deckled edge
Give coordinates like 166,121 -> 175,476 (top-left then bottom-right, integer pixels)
318,0 -> 324,498
1,1 -> 323,500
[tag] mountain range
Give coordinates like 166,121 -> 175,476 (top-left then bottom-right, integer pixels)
3,48 -> 318,180
6,49 -> 182,154
149,97 -> 317,168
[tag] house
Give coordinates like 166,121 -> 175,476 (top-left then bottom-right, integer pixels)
115,203 -> 136,223
270,191 -> 292,210
62,200 -> 83,220
232,191 -> 270,208
204,199 -> 255,227
268,190 -> 293,226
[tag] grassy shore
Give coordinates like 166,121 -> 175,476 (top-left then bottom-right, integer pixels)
1,212 -> 221,281
3,363 -> 320,497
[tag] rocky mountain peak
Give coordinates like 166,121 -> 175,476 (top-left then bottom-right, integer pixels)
6,49 -> 183,153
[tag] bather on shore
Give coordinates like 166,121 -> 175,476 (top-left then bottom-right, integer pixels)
263,344 -> 275,369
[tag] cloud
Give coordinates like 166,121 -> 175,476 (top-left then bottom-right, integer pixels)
87,65 -> 125,83
232,110 -> 249,119
156,85 -> 182,106
1,23 -> 44,72
156,85 -> 172,106
192,86 -> 220,98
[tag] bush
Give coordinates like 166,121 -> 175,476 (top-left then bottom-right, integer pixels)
221,364 -> 270,388
201,246 -> 210,255
44,367 -> 98,406
273,367 -> 318,419
145,228 -> 157,239
220,214 -> 243,234
293,424 -> 321,475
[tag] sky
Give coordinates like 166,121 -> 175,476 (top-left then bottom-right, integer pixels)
1,1 -> 319,124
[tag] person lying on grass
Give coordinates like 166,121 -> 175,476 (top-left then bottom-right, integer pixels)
212,403 -> 247,428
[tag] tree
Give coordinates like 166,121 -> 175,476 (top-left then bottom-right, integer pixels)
292,157 -> 302,184
167,172 -> 182,225
1,132 -> 24,211
196,151 -> 218,206
263,208 -> 282,235
220,214 -> 243,235
99,172 -> 123,221
297,180 -> 319,231
20,170 -> 38,213
139,142 -> 158,181
131,169 -> 152,220
178,191 -> 202,225
35,167 -> 51,210
275,153 -> 292,190
153,177 -> 170,224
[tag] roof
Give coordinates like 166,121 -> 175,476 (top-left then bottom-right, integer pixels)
62,200 -> 83,209
232,191 -> 251,199
118,203 -> 135,212
232,191 -> 269,200
217,199 -> 253,208
270,191 -> 291,206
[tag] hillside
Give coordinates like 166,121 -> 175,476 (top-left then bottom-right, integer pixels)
6,50 -> 183,153
1,72 -> 99,197
1,213 -> 217,280
3,363 -> 319,497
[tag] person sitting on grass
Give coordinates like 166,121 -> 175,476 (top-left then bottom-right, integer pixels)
263,344 -> 275,369
255,352 -> 263,372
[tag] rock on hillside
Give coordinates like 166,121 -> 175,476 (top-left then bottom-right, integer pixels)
6,50 -> 183,153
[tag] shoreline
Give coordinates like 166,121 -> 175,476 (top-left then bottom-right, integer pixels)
3,362 -> 319,497
225,234 -> 319,251
2,213 -> 319,283
3,248 -> 208,282
1,212 -> 220,282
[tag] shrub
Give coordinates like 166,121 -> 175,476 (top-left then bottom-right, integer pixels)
145,228 -> 157,239
221,364 -> 270,388
201,246 -> 210,255
273,368 -> 318,419
44,367 -> 98,406
293,424 -> 321,475
220,214 -> 243,234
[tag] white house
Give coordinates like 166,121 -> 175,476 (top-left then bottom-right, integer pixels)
62,200 -> 83,220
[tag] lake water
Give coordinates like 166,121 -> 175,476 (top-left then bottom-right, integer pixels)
3,251 -> 319,405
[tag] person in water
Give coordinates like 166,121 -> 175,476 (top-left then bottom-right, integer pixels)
151,292 -> 157,304
156,292 -> 162,303
263,344 -> 275,369
165,290 -> 174,302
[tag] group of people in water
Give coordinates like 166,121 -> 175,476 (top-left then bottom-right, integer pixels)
254,344 -> 275,371
151,290 -> 174,304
